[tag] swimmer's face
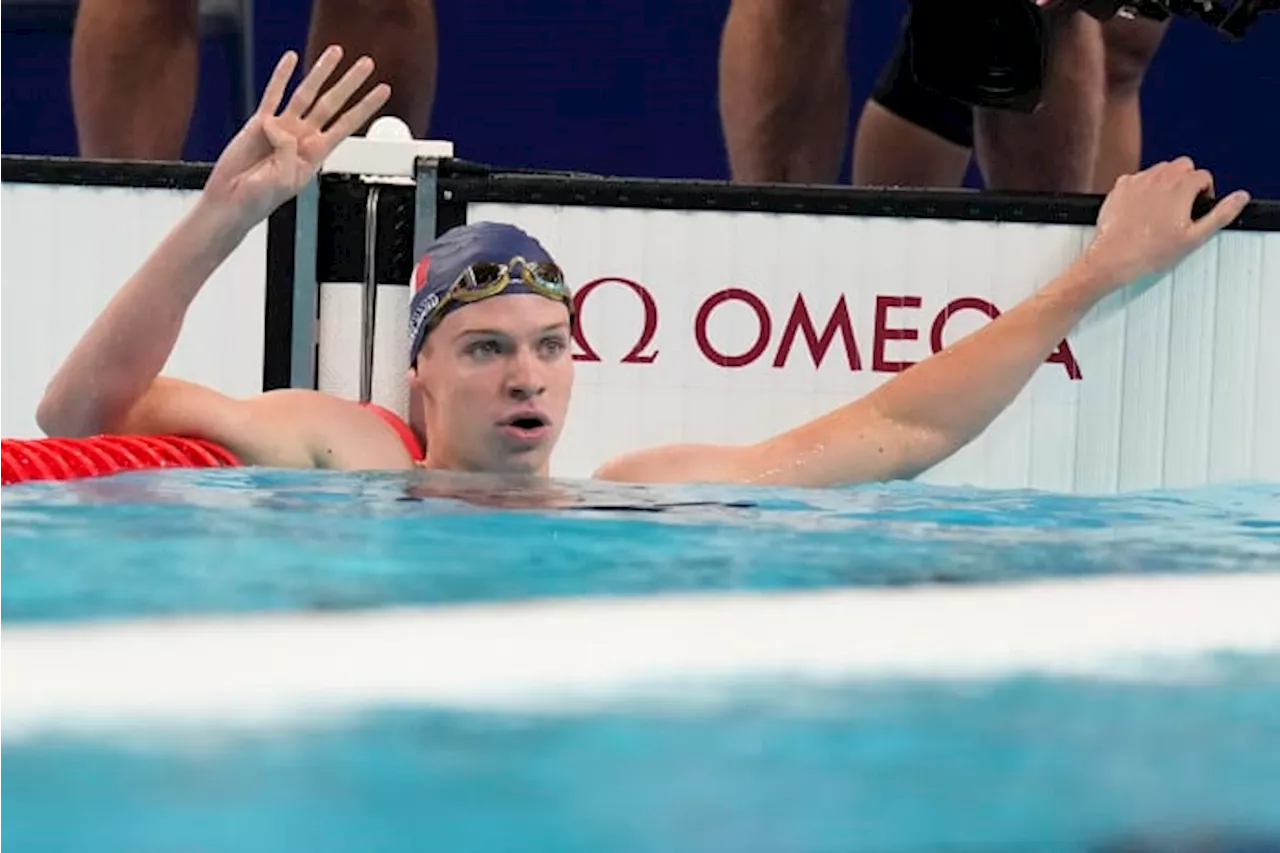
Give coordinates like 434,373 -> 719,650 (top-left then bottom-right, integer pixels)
410,294 -> 574,476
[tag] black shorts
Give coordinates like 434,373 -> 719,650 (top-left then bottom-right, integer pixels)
870,11 -> 975,149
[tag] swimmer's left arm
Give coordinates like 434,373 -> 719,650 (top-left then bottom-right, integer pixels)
595,264 -> 1103,487
596,158 -> 1251,488
741,261 -> 1108,485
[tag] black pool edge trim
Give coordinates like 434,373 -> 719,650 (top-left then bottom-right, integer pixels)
432,160 -> 1280,232
1,156 -> 212,190
7,154 -> 1277,231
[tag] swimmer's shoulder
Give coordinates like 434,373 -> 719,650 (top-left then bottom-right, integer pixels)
294,392 -> 420,469
116,378 -> 416,470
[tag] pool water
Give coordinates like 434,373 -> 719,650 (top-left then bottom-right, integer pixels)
4,470 -> 1280,852
6,668 -> 1280,853
3,469 -> 1278,622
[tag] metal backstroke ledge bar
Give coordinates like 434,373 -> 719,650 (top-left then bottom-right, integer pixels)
289,118 -> 454,396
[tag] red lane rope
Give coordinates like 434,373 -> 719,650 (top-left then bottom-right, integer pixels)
1,436 -> 241,486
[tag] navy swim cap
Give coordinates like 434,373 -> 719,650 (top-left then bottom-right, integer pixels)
407,222 -> 561,364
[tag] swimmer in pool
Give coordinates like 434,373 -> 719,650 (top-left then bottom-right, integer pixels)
37,48 -> 1253,488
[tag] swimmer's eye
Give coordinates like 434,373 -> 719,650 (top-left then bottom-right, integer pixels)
539,336 -> 568,357
465,339 -> 504,359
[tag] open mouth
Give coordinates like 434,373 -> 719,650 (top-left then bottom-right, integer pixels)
500,414 -> 551,441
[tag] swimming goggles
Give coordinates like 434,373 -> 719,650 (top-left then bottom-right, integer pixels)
422,256 -> 574,333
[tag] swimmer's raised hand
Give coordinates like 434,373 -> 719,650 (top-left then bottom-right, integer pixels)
38,46 -> 391,447
202,47 -> 392,228
1082,157 -> 1251,290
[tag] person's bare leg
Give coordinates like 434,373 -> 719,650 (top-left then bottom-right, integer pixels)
718,0 -> 851,183
305,0 -> 438,137
71,0 -> 200,159
1092,16 -> 1169,193
974,10 -> 1105,191
851,101 -> 972,188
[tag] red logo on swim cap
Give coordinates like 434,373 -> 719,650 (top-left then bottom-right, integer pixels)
413,256 -> 431,292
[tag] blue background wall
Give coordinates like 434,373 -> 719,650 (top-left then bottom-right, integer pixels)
4,0 -> 1278,196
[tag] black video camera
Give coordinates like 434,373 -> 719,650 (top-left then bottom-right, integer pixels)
905,0 -> 1276,112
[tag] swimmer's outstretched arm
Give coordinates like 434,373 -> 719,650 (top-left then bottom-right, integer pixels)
38,49 -> 396,466
596,158 -> 1251,487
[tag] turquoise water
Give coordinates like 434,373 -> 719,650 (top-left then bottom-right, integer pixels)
4,471 -> 1280,852
6,669 -> 1280,853
3,470 -> 1278,623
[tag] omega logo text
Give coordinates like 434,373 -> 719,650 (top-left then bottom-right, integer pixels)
571,277 -> 1082,380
